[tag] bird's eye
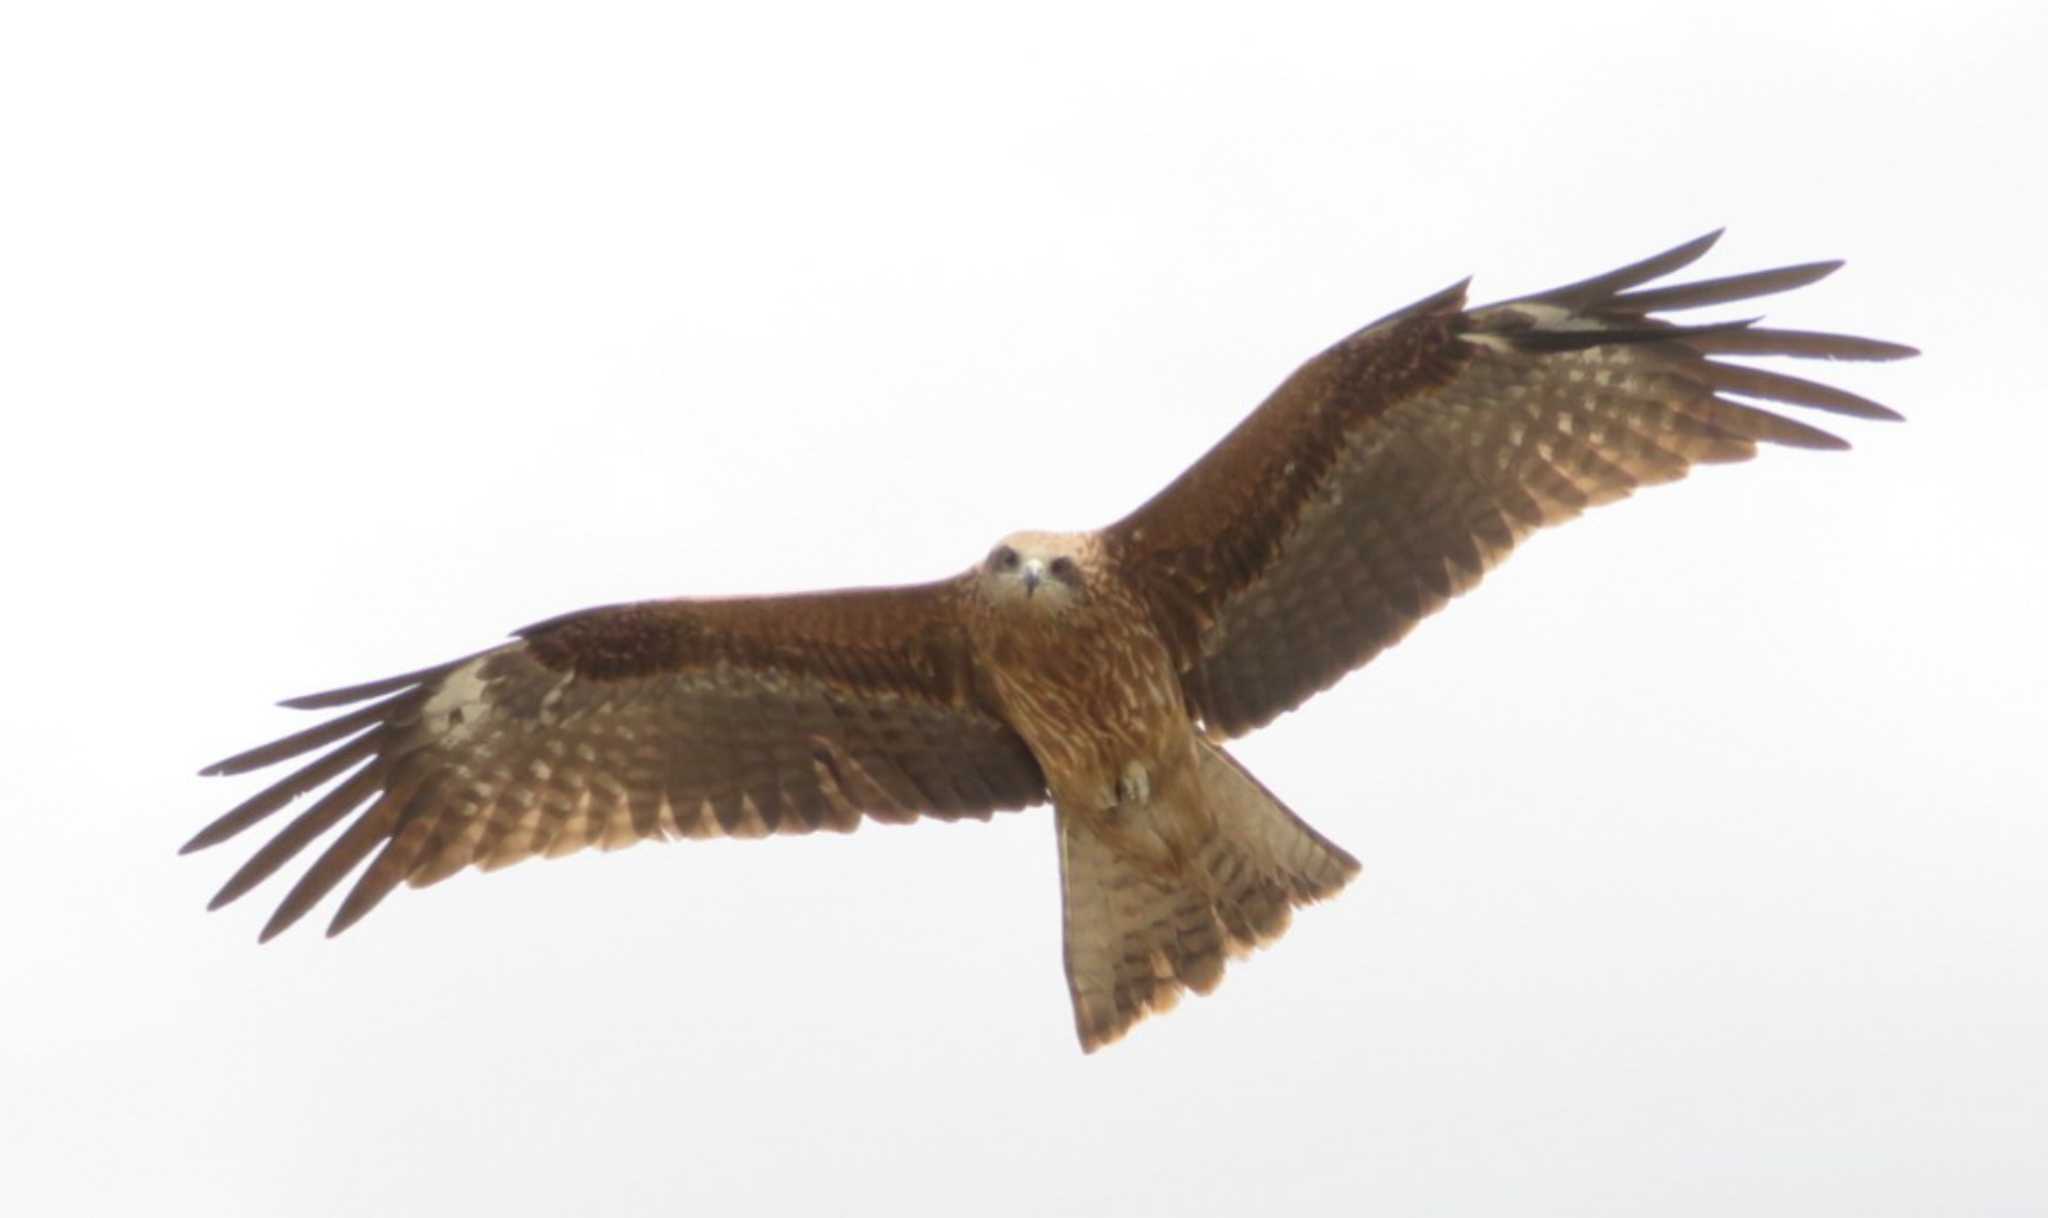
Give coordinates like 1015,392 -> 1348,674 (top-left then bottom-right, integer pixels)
1049,556 -> 1078,582
991,545 -> 1020,571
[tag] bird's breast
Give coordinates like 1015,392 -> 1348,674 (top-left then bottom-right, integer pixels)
976,606 -> 1191,814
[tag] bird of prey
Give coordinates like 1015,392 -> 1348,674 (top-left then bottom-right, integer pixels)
190,231 -> 1911,1052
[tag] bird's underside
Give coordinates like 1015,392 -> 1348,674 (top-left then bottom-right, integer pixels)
190,230 -> 1912,1052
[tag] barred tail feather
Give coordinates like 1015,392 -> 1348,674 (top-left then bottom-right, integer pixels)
1056,739 -> 1358,1052
1193,737 -> 1359,951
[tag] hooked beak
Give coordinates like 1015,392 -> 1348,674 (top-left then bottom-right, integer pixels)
1022,558 -> 1045,597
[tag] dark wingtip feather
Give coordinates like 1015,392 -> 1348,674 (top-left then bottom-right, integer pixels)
324,822 -> 429,938
280,688 -> 373,711
1695,328 -> 1919,362
1771,421 -> 1854,451
325,903 -> 374,939
181,828 -> 225,856
1502,230 -> 1725,310
257,891 -> 317,943
1630,229 -> 1728,277
1612,260 -> 1844,314
200,697 -> 399,776
1361,276 -> 1471,330
278,657 -> 470,710
1703,360 -> 1905,421
210,851 -> 291,913
198,765 -> 385,912
186,739 -> 381,853
252,800 -> 400,942
1506,318 -> 1757,354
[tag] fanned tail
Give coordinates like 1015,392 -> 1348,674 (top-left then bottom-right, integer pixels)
1056,738 -> 1358,1052
1192,737 -> 1358,950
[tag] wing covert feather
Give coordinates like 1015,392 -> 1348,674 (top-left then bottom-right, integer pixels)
190,580 -> 1047,938
1107,233 -> 1914,736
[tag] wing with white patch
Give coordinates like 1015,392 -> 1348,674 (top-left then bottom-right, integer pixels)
188,581 -> 1047,940
1105,232 -> 1916,736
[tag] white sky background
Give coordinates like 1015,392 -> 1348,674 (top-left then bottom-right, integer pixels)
4,1 -> 2044,1213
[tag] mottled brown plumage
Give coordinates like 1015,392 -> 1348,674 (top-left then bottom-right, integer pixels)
191,231 -> 1911,1051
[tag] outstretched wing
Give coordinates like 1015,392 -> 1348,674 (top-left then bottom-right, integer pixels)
189,580 -> 1047,940
1104,232 -> 1915,737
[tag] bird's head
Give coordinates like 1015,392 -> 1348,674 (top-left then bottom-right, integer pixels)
975,530 -> 1091,615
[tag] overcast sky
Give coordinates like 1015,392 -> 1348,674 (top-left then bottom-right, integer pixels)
6,2 -> 2044,1215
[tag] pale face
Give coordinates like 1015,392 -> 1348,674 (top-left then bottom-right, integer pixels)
976,530 -> 1089,613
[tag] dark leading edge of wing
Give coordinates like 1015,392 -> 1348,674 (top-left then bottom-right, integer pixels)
1106,230 -> 1915,737
190,231 -> 1913,942
189,586 -> 1048,941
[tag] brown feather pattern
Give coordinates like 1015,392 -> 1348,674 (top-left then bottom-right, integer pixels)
191,230 -> 1909,1054
194,581 -> 1046,937
1107,231 -> 1912,736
